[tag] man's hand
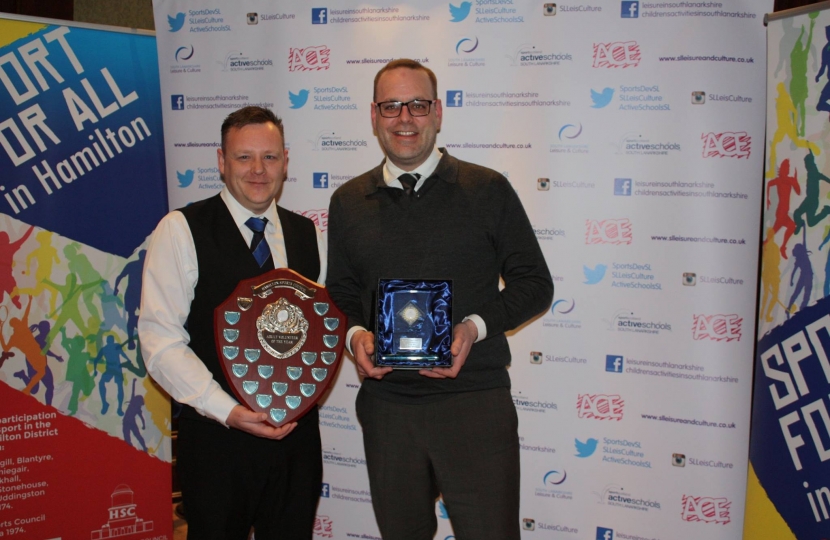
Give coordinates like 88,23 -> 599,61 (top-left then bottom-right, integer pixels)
420,319 -> 478,379
226,405 -> 297,439
351,330 -> 392,379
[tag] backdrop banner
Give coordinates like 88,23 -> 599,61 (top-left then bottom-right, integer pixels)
153,1 -> 769,538
747,4 -> 830,539
0,16 -> 171,540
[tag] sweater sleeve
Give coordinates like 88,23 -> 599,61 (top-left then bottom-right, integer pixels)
474,180 -> 554,336
326,190 -> 369,332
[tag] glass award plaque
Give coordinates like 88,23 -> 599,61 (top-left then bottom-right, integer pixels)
214,268 -> 345,427
375,279 -> 452,369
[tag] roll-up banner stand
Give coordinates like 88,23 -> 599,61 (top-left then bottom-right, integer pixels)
0,13 -> 171,540
747,2 -> 830,539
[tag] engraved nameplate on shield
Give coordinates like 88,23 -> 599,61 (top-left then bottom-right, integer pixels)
215,268 -> 347,427
375,279 -> 453,369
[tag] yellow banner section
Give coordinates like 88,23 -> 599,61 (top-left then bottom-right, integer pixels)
0,19 -> 46,49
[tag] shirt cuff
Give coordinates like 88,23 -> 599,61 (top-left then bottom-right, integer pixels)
463,315 -> 487,342
345,325 -> 369,356
203,384 -> 241,427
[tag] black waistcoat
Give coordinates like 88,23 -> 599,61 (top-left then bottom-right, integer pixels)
179,194 -> 320,421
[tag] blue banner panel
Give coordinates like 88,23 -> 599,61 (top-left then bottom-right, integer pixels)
0,24 -> 167,257
751,294 -> 830,537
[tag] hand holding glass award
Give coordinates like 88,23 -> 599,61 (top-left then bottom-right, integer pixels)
375,279 -> 452,369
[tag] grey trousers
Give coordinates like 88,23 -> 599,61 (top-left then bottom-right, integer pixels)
356,386 -> 520,540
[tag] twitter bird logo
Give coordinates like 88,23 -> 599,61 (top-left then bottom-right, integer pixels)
583,264 -> 607,284
289,89 -> 310,109
168,12 -> 185,32
591,87 -> 614,108
177,170 -> 194,188
449,2 -> 472,22
575,438 -> 598,458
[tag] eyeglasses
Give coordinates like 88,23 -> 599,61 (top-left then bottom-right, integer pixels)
375,100 -> 435,118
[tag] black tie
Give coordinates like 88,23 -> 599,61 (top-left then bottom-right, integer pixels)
245,217 -> 270,267
399,173 -> 420,196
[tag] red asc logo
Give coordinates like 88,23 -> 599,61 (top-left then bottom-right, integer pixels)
692,314 -> 742,342
681,495 -> 731,524
593,41 -> 641,68
577,394 -> 624,421
299,209 -> 329,232
289,45 -> 331,71
586,219 -> 632,245
701,132 -> 750,159
314,515 -> 334,538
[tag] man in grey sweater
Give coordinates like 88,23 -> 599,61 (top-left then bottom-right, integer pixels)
327,59 -> 553,540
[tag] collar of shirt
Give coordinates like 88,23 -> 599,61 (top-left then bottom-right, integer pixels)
220,187 -> 279,239
382,147 -> 443,192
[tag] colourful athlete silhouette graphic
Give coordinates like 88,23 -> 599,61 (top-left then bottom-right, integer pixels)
766,159 -> 801,259
93,334 -> 131,416
123,378 -> 147,452
790,13 -> 818,137
768,84 -> 821,178
64,243 -> 104,323
13,319 -> 63,405
0,225 -> 33,309
794,151 -> 830,233
42,273 -> 102,351
113,249 -> 145,349
0,297 -> 47,395
14,230 -> 60,312
815,25 -> 830,116
60,326 -> 94,416
788,230 -> 814,316
761,228 -> 783,323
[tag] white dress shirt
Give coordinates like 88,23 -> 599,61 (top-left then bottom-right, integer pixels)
345,147 -> 486,354
138,188 -> 326,425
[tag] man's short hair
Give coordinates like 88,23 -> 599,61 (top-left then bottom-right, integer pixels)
221,106 -> 284,151
373,59 -> 438,102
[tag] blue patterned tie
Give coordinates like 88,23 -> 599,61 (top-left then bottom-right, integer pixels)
245,217 -> 270,267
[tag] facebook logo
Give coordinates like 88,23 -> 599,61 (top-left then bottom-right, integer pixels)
313,172 -> 329,188
597,528 -> 614,540
446,90 -> 463,107
621,1 -> 638,18
605,355 -> 624,373
171,94 -> 184,110
614,178 -> 632,196
312,8 -> 327,24
321,483 -> 330,497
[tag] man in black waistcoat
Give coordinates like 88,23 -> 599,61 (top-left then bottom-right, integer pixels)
327,60 -> 553,539
139,107 -> 325,540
